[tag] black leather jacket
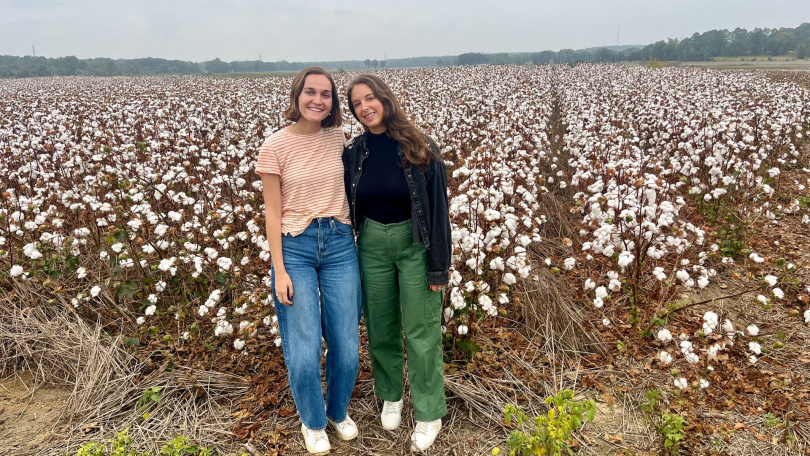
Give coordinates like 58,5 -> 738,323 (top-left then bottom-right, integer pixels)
343,132 -> 451,286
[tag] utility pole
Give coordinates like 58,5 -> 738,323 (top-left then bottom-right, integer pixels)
259,53 -> 262,62
617,26 -> 620,47
32,45 -> 35,56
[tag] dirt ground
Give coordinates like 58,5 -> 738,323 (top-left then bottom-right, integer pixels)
0,371 -> 72,455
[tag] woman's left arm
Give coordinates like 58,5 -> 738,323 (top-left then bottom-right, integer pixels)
426,141 -> 451,290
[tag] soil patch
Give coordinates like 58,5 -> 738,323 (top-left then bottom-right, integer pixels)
0,371 -> 72,455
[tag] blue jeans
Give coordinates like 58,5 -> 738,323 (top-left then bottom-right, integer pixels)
272,218 -> 361,430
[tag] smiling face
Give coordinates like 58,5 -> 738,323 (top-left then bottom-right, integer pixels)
350,83 -> 386,134
297,74 -> 333,126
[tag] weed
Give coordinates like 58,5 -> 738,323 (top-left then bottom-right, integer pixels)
74,428 -> 224,456
641,389 -> 662,414
499,389 -> 596,456
658,413 -> 687,454
763,412 -> 785,428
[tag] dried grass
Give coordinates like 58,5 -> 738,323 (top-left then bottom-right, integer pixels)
0,296 -> 249,455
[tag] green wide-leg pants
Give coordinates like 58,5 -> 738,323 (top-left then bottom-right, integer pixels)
357,218 -> 447,422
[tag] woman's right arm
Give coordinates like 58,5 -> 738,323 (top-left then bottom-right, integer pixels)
261,173 -> 293,305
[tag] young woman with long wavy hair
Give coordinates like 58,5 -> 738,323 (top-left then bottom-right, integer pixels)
343,74 -> 451,453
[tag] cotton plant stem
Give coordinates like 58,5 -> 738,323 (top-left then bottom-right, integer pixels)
642,288 -> 755,333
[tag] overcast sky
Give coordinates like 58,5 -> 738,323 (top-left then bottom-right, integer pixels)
1,0 -> 805,62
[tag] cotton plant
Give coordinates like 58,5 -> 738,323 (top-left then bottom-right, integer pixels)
1,65 -> 809,354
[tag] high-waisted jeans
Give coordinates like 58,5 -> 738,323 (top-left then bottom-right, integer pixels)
357,217 -> 447,422
271,217 -> 361,430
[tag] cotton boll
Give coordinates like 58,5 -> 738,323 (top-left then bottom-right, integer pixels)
707,343 -> 722,359
757,295 -> 768,305
722,319 -> 734,334
502,273 -> 516,286
676,270 -> 689,283
658,351 -> 673,365
145,305 -> 156,316
583,278 -> 596,290
674,377 -> 688,390
457,325 -> 469,335
749,355 -> 758,364
656,328 -> 673,343
772,288 -> 784,300
684,352 -> 700,364
617,251 -> 634,269
747,325 -> 759,336
602,318 -> 611,326
10,265 -> 24,278
136,316 -> 145,325
564,257 -> 576,271
763,275 -> 777,287
699,379 -> 710,389
443,307 -> 454,323
593,297 -> 604,308
652,267 -> 666,281
805,309 -> 810,324
748,342 -> 762,355
90,285 -> 101,297
594,286 -> 608,299
233,338 -> 245,350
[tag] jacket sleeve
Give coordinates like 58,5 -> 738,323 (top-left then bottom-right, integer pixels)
426,139 -> 451,286
341,145 -> 354,229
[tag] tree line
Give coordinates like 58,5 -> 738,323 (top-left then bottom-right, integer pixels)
2,22 -> 808,78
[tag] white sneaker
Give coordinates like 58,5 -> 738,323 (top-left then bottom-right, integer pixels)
380,399 -> 403,431
301,423 -> 331,455
328,415 -> 359,441
410,419 -> 441,452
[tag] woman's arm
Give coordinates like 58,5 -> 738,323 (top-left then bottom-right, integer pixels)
261,173 -> 293,305
425,140 -> 452,290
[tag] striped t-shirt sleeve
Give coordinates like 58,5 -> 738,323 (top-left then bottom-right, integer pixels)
255,139 -> 280,175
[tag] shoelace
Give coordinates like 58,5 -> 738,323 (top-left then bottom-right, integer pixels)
310,428 -> 329,445
414,421 -> 435,434
383,402 -> 402,417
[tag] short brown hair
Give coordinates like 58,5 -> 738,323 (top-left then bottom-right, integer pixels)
283,67 -> 342,128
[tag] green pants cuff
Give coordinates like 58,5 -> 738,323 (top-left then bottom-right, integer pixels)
414,405 -> 448,422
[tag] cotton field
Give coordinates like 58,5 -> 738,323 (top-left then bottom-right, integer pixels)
1,65 -> 809,382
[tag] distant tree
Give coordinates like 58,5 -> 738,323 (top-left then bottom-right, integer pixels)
457,52 -> 489,65
436,58 -> 443,66
372,59 -> 378,68
364,59 -> 371,67
593,47 -> 615,63
798,42 -> 808,59
490,53 -> 509,65
531,51 -> 555,64
380,60 -> 386,68
204,58 -> 229,74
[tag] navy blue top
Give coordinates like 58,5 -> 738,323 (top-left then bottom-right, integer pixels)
356,131 -> 412,224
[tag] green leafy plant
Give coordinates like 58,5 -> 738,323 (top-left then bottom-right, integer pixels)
74,429 -> 220,456
75,428 -> 144,456
763,412 -> 785,428
641,389 -> 662,414
500,389 -> 596,456
658,413 -> 687,454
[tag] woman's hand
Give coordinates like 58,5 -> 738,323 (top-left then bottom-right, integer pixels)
274,270 -> 294,305
429,284 -> 444,292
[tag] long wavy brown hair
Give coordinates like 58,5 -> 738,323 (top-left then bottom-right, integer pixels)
346,74 -> 435,170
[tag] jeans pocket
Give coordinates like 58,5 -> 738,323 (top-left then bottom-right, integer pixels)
334,220 -> 354,235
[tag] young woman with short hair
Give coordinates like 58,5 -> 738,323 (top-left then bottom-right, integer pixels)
256,67 -> 361,455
